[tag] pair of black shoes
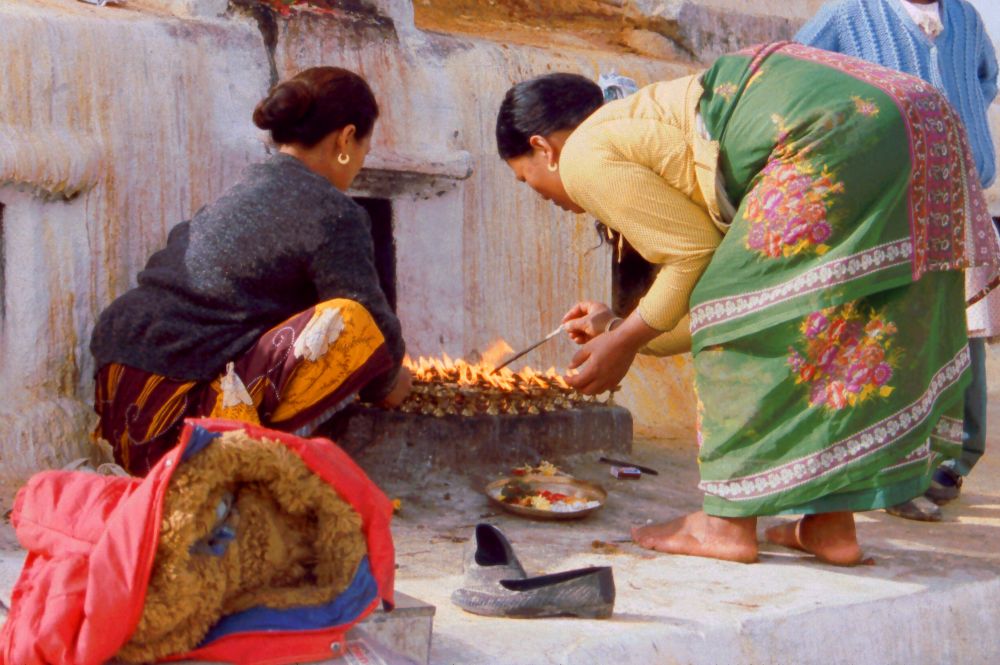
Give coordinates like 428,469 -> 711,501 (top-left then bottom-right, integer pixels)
450,524 -> 615,619
887,467 -> 964,522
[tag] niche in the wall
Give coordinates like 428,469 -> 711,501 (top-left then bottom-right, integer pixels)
353,197 -> 397,313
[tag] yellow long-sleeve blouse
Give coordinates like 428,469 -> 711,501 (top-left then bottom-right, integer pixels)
560,74 -> 725,354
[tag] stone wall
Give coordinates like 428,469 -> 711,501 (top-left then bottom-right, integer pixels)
0,2 -> 270,497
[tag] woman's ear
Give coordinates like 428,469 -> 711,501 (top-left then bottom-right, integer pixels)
528,134 -> 555,162
336,124 -> 358,152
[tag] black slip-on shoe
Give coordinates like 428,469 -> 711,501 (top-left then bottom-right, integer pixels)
452,566 -> 615,619
925,466 -> 963,505
886,496 -> 942,522
461,523 -> 527,588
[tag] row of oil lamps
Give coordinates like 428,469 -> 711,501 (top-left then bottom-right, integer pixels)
391,381 -> 608,417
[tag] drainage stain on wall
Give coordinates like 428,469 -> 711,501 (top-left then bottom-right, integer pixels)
0,203 -> 5,322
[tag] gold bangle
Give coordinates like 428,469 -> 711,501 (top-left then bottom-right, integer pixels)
604,316 -> 624,334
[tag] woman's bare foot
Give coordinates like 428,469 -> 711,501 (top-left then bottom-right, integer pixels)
764,512 -> 864,566
631,511 -> 758,563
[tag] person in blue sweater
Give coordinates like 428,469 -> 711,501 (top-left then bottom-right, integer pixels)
797,0 -> 999,521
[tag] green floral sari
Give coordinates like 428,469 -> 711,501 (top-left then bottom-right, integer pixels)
691,43 -> 999,517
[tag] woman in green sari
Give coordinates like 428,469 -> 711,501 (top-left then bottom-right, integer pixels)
496,42 -> 1000,565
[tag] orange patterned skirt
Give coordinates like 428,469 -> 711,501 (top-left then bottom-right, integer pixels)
94,299 -> 393,475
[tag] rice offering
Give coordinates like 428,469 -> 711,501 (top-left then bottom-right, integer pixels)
497,479 -> 600,513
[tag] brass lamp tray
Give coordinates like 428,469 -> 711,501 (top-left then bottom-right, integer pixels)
485,474 -> 607,521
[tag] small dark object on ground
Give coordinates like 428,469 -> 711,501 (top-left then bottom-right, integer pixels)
431,535 -> 469,544
599,457 -> 658,475
591,540 -> 623,555
611,466 -> 642,480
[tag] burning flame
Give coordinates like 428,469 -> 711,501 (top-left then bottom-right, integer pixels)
403,339 -> 572,392
391,340 -> 598,417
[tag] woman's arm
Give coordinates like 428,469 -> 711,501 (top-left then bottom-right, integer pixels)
794,1 -> 843,52
640,313 -> 691,356
307,205 -> 407,403
561,119 -> 721,335
558,121 -> 721,392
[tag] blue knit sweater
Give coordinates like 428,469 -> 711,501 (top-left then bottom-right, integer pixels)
796,0 -> 999,186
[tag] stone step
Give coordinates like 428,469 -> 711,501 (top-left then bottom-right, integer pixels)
352,591 -> 436,665
333,404 -> 633,481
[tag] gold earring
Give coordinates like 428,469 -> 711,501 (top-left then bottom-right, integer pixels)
547,162 -> 558,172
337,153 -> 351,165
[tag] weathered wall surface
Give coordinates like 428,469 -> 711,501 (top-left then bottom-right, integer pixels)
226,1 -> 706,437
986,106 -> 1000,215
0,2 -> 269,496
2,0 -> 998,495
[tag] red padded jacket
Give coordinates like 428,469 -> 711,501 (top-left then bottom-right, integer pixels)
0,419 -> 395,665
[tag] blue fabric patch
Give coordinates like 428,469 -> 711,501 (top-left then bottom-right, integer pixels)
189,493 -> 238,557
190,523 -> 237,557
181,426 -> 221,462
198,556 -> 379,646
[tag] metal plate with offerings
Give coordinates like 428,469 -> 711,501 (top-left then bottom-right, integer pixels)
485,474 -> 607,521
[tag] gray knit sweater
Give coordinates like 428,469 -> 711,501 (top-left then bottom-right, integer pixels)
90,153 -> 404,401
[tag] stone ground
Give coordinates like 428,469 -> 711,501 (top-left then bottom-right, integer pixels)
384,426 -> 1000,665
2,364 -> 1000,663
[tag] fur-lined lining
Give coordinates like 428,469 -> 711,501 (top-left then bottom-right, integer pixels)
117,430 -> 366,661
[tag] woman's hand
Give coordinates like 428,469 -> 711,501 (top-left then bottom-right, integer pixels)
562,301 -> 616,345
565,312 -> 662,395
566,331 -> 637,395
380,366 -> 413,409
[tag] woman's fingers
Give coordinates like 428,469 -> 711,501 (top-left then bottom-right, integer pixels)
568,346 -> 591,371
565,326 -> 638,395
568,372 -> 607,395
571,377 -> 600,395
380,366 -> 413,408
567,348 -> 608,394
562,303 -> 588,323
562,300 -> 611,324
564,317 -> 593,344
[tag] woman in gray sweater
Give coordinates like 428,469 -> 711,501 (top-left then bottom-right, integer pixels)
90,67 -> 410,475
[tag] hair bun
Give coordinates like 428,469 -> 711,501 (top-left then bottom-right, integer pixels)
252,79 -> 313,131
251,66 -> 379,147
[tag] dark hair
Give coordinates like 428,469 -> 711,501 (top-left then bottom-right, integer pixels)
495,73 -> 603,160
253,66 -> 379,147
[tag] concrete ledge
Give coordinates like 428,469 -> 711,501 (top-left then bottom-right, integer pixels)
130,0 -> 228,18
334,404 -> 633,481
405,552 -> 1000,665
381,406 -> 1000,665
349,150 -> 473,200
0,125 -> 103,199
